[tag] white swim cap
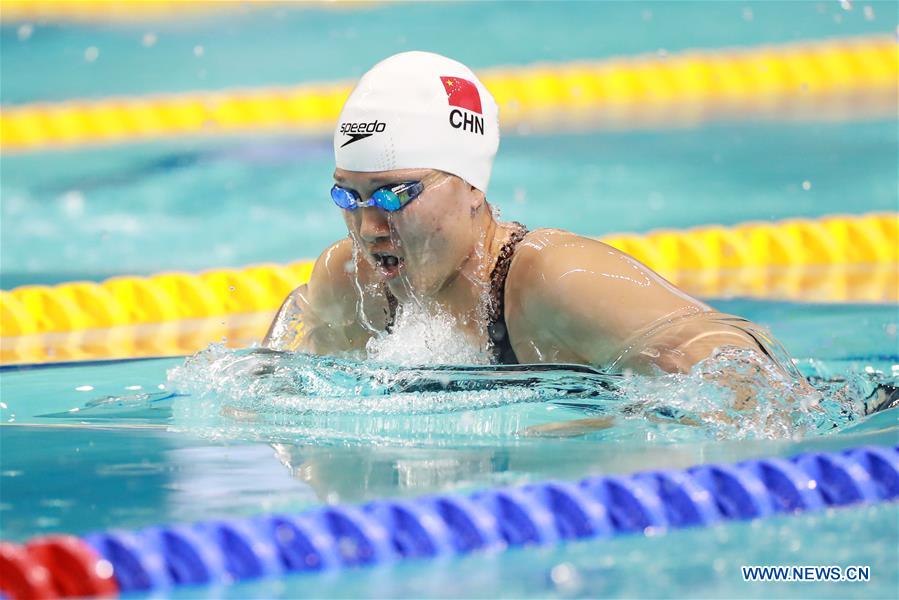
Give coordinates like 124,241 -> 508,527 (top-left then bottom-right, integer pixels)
334,51 -> 499,193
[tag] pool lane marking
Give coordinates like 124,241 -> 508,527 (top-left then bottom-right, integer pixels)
1,212 -> 896,365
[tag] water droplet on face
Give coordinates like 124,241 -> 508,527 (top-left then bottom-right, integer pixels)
801,180 -> 812,191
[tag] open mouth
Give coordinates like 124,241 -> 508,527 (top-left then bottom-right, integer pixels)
372,252 -> 404,279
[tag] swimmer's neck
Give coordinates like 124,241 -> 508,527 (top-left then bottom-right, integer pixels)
432,203 -> 509,314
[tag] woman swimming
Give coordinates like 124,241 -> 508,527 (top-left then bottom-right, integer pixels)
264,51 -> 796,378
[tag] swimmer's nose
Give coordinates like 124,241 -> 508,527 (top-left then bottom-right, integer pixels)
358,206 -> 390,243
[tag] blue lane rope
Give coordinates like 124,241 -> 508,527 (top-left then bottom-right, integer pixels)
83,445 -> 899,593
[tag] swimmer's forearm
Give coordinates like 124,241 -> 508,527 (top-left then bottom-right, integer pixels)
617,329 -> 762,374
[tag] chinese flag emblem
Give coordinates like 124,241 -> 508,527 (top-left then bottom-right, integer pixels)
440,76 -> 482,114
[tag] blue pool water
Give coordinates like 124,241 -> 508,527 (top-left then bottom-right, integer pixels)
2,301 -> 896,573
2,120 -> 897,287
1,2 -> 898,598
1,1 -> 893,104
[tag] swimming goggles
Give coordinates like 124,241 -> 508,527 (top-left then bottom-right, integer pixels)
330,180 -> 425,212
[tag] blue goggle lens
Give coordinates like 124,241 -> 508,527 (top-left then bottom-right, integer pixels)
331,185 -> 359,209
330,181 -> 425,212
372,188 -> 403,211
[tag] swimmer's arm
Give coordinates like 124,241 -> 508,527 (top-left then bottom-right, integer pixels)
506,230 -> 760,374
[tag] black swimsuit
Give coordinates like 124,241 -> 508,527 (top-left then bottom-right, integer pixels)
486,223 -> 529,364
383,223 -> 528,364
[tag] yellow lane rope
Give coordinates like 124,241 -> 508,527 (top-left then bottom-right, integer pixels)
2,35 -> 895,152
1,212 -> 896,364
0,1 -> 372,23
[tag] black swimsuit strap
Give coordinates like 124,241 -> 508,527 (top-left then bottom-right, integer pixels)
488,222 -> 529,363
487,223 -> 528,326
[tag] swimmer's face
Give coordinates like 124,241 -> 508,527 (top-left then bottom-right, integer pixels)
333,167 -> 485,299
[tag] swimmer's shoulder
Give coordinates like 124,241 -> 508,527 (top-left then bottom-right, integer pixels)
306,238 -> 360,322
505,227 -> 638,324
503,229 -> 608,363
508,228 -> 614,283
505,228 -> 595,318
307,238 -> 390,329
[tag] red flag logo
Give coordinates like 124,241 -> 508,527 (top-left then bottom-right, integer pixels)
440,76 -> 482,114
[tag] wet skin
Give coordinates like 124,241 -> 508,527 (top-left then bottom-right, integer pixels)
265,168 -> 782,376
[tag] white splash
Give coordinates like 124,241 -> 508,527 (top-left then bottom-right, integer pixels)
616,347 -> 825,440
365,302 -> 492,366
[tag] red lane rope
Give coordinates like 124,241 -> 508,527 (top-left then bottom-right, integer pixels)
25,536 -> 118,598
0,542 -> 58,600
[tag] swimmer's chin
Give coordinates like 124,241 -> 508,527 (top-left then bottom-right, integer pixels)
384,273 -> 447,300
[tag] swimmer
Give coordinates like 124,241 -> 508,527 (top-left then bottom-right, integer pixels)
264,51 -> 797,380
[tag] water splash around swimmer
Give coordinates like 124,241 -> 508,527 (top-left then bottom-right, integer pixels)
159,341 -> 891,444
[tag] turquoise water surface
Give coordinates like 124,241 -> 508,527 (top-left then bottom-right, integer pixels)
2,120 -> 897,287
1,1 -> 893,104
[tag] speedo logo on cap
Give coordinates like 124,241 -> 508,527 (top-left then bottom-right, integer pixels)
338,120 -> 386,147
440,76 -> 484,135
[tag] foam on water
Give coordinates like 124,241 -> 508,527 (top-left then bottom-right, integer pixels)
365,302 -> 493,366
162,339 -> 890,445
611,347 -> 823,441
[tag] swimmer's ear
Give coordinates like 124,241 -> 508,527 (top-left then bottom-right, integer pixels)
469,185 -> 486,215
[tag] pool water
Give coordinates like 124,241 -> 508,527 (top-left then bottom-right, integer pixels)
2,120 -> 897,287
2,299 -> 896,599
1,1 -> 898,597
1,1 -> 892,104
